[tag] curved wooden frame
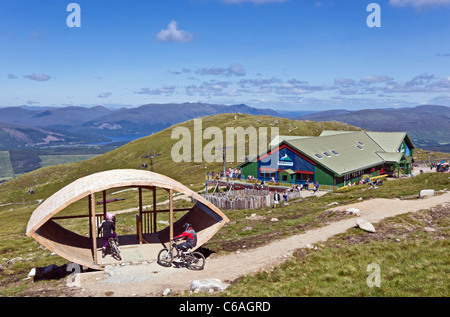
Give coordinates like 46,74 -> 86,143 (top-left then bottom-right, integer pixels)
26,169 -> 229,270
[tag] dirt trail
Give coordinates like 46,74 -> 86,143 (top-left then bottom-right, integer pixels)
77,191 -> 450,297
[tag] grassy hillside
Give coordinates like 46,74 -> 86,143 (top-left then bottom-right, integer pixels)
0,113 -> 360,206
0,113 -> 361,295
7,113 -> 448,297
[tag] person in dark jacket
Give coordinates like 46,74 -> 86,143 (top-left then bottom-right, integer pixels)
98,212 -> 118,256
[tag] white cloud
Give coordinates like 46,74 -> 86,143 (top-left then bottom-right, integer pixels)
28,27 -> 46,40
135,86 -> 176,95
360,75 -> 393,84
186,80 -> 232,96
23,73 -> 51,81
156,21 -> 193,43
195,63 -> 246,77
238,77 -> 281,87
98,92 -> 112,98
389,0 -> 450,9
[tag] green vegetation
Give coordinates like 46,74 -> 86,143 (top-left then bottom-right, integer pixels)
38,154 -> 100,168
0,151 -> 14,182
0,144 -> 123,179
8,149 -> 42,175
219,206 -> 449,297
0,113 -> 448,297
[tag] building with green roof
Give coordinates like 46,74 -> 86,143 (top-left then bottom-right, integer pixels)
238,130 -> 414,189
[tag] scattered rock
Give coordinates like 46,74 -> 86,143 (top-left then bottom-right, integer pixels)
163,288 -> 171,296
356,219 -> 376,233
420,190 -> 435,198
327,202 -> 339,206
246,214 -> 265,221
190,279 -> 229,293
423,227 -> 436,232
27,268 -> 36,278
346,208 -> 360,215
270,218 -> 279,222
305,244 -> 318,250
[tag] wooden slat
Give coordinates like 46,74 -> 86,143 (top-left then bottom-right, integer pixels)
90,193 -> 97,265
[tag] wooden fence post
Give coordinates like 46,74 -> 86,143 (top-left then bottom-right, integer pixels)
90,193 -> 97,265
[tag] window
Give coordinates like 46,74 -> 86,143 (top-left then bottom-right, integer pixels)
323,152 -> 331,157
357,141 -> 364,146
314,153 -> 323,159
331,150 -> 339,156
357,145 -> 364,150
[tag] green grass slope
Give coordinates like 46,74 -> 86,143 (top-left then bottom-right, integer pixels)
0,113 -> 360,206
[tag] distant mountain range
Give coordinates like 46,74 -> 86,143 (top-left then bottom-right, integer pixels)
0,103 -> 448,152
0,103 -> 281,149
81,103 -> 281,135
296,105 -> 450,152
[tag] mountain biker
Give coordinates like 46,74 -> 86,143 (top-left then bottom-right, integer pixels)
172,223 -> 197,254
98,212 -> 118,256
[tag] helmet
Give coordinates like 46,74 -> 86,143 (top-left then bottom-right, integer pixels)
184,223 -> 192,230
106,212 -> 115,220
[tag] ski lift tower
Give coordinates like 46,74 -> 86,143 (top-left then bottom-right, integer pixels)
141,148 -> 160,172
218,145 -> 234,178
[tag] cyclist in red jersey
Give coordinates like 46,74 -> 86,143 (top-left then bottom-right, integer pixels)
173,223 -> 197,251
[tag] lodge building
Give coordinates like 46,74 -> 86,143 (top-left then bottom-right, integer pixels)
238,130 -> 415,190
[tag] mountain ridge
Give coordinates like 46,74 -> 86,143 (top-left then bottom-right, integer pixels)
296,105 -> 450,152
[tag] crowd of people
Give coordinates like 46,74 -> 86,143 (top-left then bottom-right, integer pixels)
206,168 -> 243,180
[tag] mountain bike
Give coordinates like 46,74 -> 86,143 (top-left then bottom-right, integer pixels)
157,239 -> 205,270
102,236 -> 122,261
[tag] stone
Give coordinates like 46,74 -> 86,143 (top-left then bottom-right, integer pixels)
27,268 -> 36,278
356,219 -> 376,233
190,278 -> 229,293
270,218 -> 279,222
346,208 -> 360,215
419,190 -> 435,198
163,288 -> 171,296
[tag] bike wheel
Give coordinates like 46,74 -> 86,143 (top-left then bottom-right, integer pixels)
157,248 -> 173,267
187,252 -> 205,270
110,241 -> 122,261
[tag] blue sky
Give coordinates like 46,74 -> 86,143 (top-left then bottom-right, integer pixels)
1,0 -> 450,111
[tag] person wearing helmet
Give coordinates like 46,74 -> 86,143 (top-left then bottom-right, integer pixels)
172,223 -> 197,252
98,212 -> 118,257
